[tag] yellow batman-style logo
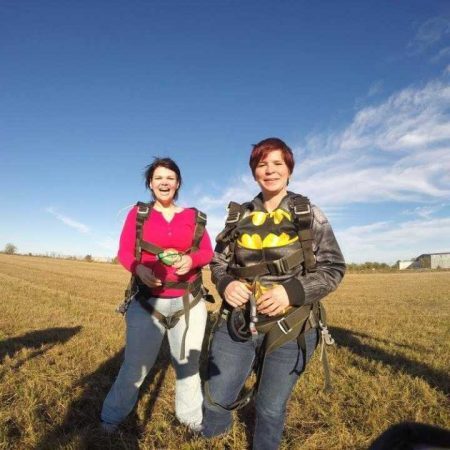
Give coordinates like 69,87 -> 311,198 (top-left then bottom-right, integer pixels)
237,232 -> 298,249
249,209 -> 291,226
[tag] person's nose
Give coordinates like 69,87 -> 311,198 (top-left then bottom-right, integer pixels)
265,164 -> 274,174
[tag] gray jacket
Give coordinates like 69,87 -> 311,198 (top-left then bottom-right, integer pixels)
210,192 -> 346,307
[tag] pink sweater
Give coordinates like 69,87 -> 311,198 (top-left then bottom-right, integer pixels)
118,206 -> 214,298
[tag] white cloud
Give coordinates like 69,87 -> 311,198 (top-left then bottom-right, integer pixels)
409,16 -> 450,54
46,207 -> 90,234
431,46 -> 450,63
95,236 -> 117,251
339,81 -> 450,151
190,75 -> 450,262
338,217 -> 450,263
403,203 -> 449,219
367,80 -> 384,97
291,79 -> 450,206
197,174 -> 257,210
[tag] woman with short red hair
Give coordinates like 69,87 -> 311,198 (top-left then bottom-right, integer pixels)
202,137 -> 346,449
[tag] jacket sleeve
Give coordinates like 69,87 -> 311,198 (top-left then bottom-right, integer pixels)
117,206 -> 140,274
282,205 -> 346,306
190,228 -> 214,269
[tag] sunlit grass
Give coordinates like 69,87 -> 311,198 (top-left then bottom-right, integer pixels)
0,254 -> 448,449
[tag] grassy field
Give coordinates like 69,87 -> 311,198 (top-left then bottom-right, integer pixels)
0,254 -> 449,450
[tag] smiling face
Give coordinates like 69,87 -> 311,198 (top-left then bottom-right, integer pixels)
254,149 -> 291,197
149,166 -> 179,206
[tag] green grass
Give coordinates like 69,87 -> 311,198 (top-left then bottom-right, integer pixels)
0,254 -> 449,449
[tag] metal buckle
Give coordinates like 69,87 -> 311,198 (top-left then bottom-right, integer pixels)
277,318 -> 291,334
226,211 -> 241,224
294,203 -> 311,215
137,205 -> 150,215
319,320 -> 335,345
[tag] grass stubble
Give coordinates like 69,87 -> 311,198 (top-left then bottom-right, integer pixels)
0,254 -> 448,449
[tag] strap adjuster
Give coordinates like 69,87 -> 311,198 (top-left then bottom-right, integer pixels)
137,205 -> 150,215
198,210 -> 207,222
293,203 -> 311,215
277,317 -> 292,335
226,211 -> 241,224
162,315 -> 180,329
267,258 -> 288,275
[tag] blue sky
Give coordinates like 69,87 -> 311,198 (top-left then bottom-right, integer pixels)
1,0 -> 449,263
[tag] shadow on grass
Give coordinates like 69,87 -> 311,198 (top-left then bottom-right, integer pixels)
0,326 -> 82,370
331,326 -> 450,395
35,338 -> 172,450
347,329 -> 426,352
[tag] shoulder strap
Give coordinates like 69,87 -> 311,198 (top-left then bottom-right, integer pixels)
190,208 -> 207,252
135,201 -> 153,260
289,195 -> 316,272
215,201 -> 251,244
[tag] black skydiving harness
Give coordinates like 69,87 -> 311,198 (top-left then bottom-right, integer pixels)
205,195 -> 335,411
116,201 -> 212,360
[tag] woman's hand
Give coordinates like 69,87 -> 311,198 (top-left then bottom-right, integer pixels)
224,281 -> 252,308
173,255 -> 193,275
256,285 -> 289,316
136,264 -> 162,288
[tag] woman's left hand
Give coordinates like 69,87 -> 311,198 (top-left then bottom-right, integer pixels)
173,255 -> 193,275
256,285 -> 290,316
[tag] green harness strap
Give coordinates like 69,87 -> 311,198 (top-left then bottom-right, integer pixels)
117,202 -> 153,313
205,300 -> 334,412
228,248 -> 305,278
290,195 -> 316,272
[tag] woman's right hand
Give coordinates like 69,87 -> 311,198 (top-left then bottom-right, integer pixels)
224,281 -> 252,308
135,264 -> 162,288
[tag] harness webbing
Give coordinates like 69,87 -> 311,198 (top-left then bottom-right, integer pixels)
117,201 -> 209,359
205,301 -> 333,412
228,248 -> 305,278
205,193 -> 333,411
217,194 -> 316,278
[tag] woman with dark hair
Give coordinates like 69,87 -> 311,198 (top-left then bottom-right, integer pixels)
101,157 -> 213,432
202,138 -> 346,449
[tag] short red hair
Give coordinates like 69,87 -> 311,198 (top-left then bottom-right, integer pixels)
249,137 -> 295,176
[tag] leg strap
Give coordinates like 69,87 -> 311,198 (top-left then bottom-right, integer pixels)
137,288 -> 203,359
204,309 -> 261,411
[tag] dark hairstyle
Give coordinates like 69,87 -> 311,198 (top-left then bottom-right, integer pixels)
249,137 -> 295,176
144,157 -> 182,200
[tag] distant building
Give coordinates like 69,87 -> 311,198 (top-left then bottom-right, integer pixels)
398,260 -> 415,270
92,256 -> 113,263
415,252 -> 450,269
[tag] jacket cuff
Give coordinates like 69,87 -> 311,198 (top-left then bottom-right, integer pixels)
217,275 -> 235,298
283,278 -> 306,306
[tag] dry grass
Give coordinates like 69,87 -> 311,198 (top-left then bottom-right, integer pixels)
0,254 -> 449,449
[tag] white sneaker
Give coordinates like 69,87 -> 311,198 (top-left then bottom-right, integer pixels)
186,422 -> 203,433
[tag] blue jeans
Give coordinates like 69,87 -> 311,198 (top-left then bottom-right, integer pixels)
101,296 -> 207,428
202,319 -> 318,450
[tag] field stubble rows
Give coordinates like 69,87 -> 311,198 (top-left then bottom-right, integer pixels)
0,254 -> 449,449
